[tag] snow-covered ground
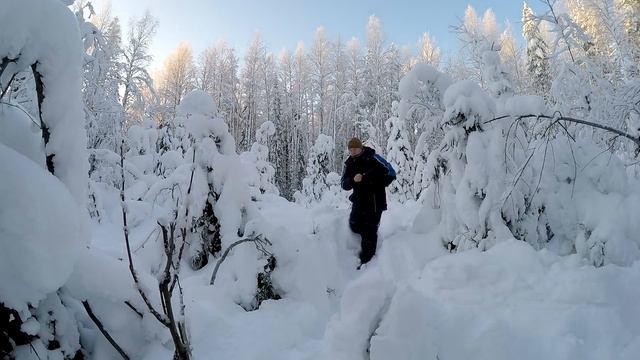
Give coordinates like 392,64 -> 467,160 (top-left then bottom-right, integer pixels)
79,195 -> 640,360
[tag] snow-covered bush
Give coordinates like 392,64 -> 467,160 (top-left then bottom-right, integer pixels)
321,171 -> 350,208
146,90 -> 244,270
412,65 -> 640,266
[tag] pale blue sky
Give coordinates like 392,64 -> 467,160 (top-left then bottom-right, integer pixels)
93,0 -> 545,70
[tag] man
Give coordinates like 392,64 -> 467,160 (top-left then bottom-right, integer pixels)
341,137 -> 390,267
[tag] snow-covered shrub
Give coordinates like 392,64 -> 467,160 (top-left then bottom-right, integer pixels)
413,65 -> 640,266
147,90 -> 243,270
320,171 -> 350,208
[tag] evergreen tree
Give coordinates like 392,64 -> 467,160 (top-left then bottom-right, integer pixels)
522,2 -> 552,99
244,120 -> 279,196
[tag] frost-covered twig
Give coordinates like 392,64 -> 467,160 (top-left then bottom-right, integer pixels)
209,235 -> 273,286
82,300 -> 130,360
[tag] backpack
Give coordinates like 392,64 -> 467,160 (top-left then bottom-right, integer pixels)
373,154 -> 396,187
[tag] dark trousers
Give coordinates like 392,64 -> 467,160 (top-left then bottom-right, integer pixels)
349,207 -> 382,265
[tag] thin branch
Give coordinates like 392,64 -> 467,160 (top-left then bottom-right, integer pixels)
82,301 -> 130,360
170,144 -> 197,294
0,101 -> 41,128
209,236 -> 272,286
133,227 -> 160,253
486,114 -> 640,148
159,281 -> 190,359
0,72 -> 16,99
170,227 -> 188,294
124,300 -> 144,319
527,137 -> 551,212
542,0 -> 576,63
120,140 -> 169,326
502,149 -> 536,208
31,64 -> 55,174
210,238 -> 256,286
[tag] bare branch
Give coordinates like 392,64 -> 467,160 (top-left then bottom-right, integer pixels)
124,300 -> 143,319
120,140 -> 169,326
210,236 -> 272,286
82,301 -> 130,360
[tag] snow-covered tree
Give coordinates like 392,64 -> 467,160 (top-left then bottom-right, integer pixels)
242,120 -> 279,197
393,63 -> 453,199
499,21 -> 525,93
329,37 -> 350,171
297,134 -> 334,205
310,26 -> 332,136
292,42 -> 312,191
196,42 -> 241,140
120,11 -> 158,123
342,37 -> 364,144
617,0 -> 640,65
420,78 -> 510,251
147,90 -> 242,271
413,32 -> 442,68
522,2 -> 552,99
454,6 -> 514,97
239,33 -> 268,149
156,42 -> 197,121
361,15 -> 388,146
79,3 -> 124,153
385,103 -> 414,202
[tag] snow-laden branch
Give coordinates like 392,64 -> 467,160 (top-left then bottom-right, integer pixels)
485,114 -> 640,148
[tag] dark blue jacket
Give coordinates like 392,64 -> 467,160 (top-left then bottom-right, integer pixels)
341,146 -> 388,213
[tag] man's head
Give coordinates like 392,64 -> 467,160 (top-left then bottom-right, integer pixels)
347,137 -> 363,157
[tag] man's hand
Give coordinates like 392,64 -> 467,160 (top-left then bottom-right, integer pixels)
354,173 -> 363,183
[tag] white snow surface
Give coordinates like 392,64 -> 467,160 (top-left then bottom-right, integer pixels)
0,0 -> 87,204
0,143 -> 86,310
0,103 -> 45,167
78,186 -> 640,359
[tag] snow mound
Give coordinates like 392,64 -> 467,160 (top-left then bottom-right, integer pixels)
370,240 -> 640,360
0,143 -> 86,310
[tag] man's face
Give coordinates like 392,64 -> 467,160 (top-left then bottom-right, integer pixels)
348,147 -> 363,157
